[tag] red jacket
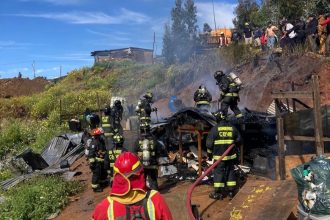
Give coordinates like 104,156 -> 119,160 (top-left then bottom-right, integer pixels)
320,17 -> 330,26
92,190 -> 173,220
260,33 -> 267,45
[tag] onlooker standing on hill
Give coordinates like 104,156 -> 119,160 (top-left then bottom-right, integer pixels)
306,15 -> 319,52
231,29 -> 241,44
260,28 -> 267,51
318,15 -> 327,55
243,22 -> 253,45
253,27 -> 262,48
265,22 -> 278,49
320,13 -> 330,56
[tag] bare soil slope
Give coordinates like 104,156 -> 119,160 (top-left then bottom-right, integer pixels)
154,53 -> 330,115
0,77 -> 49,98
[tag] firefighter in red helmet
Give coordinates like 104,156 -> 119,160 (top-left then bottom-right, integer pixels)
88,127 -> 108,192
92,152 -> 173,220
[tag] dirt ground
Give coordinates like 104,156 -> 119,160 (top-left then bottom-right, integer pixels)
0,77 -> 49,98
56,156 -> 231,220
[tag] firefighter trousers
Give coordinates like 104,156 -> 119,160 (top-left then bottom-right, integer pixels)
91,161 -> 107,189
213,159 -> 237,191
220,97 -> 242,118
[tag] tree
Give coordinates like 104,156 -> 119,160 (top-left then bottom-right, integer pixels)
184,0 -> 198,37
203,23 -> 212,33
233,0 -> 259,29
162,0 -> 200,64
162,23 -> 175,65
171,0 -> 186,63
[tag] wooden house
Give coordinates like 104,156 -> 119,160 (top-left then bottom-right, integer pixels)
91,47 -> 153,64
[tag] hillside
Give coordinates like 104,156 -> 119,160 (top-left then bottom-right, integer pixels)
0,77 -> 49,98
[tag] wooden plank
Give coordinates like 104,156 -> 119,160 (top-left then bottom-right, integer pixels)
271,91 -> 312,99
312,75 -> 325,155
214,180 -> 297,220
197,131 -> 202,176
284,135 -> 330,142
277,117 -> 286,180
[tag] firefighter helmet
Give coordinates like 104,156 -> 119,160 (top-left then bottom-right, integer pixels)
114,100 -> 121,107
113,152 -> 143,177
214,70 -> 224,81
104,105 -> 111,115
144,92 -> 153,99
91,127 -> 104,136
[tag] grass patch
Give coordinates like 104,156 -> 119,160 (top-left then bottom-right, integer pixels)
0,175 -> 83,220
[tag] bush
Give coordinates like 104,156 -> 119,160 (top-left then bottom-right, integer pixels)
0,176 -> 82,220
0,116 -> 67,158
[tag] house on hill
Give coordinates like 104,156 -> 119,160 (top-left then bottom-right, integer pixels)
91,47 -> 153,64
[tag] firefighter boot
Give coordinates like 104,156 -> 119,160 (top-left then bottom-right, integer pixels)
228,189 -> 237,199
209,188 -> 224,200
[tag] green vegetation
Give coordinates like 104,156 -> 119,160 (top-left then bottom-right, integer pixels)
0,176 -> 82,220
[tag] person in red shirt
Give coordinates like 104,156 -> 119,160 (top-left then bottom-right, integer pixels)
92,152 -> 173,220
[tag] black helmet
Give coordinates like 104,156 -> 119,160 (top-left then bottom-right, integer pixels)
104,105 -> 111,115
214,70 -> 224,81
114,100 -> 121,106
144,92 -> 153,100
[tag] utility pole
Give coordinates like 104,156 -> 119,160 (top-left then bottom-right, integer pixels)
60,65 -> 62,78
32,60 -> 36,78
212,0 -> 217,30
152,32 -> 156,64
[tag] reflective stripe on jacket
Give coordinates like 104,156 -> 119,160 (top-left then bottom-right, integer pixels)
107,190 -> 158,220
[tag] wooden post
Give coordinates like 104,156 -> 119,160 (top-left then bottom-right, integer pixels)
312,75 -> 324,155
291,82 -> 296,112
96,92 -> 101,117
197,130 -> 202,176
59,99 -> 62,125
277,117 -> 286,180
179,130 -> 183,163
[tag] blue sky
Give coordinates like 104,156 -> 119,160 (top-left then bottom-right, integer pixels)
0,0 -> 237,79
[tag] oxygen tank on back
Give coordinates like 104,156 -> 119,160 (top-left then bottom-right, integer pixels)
228,72 -> 242,86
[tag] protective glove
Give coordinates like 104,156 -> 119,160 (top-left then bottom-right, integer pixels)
89,158 -> 96,169
152,107 -> 158,112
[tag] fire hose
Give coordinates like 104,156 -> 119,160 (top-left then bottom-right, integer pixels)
186,143 -> 235,220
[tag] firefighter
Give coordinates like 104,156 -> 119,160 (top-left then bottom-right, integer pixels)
136,92 -> 157,135
193,84 -> 212,112
92,152 -> 173,220
214,70 -> 243,118
206,112 -> 241,200
137,133 -> 159,190
88,128 -> 108,192
111,100 -> 124,135
104,133 -> 124,181
102,104 -> 113,149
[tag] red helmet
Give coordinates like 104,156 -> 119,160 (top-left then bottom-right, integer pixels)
113,152 -> 143,177
91,127 -> 104,136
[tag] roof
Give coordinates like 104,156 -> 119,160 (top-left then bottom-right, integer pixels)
91,47 -> 153,56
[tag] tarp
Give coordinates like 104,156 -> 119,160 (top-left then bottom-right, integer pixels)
284,105 -> 330,154
291,156 -> 330,215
